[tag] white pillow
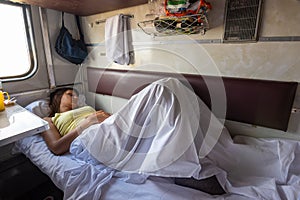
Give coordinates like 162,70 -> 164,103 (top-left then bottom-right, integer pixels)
25,94 -> 87,118
25,99 -> 50,118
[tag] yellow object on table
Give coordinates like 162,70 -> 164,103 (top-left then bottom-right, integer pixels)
0,91 -> 10,111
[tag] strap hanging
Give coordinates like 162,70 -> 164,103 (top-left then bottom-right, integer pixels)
61,12 -> 65,27
60,12 -> 85,41
75,15 -> 85,40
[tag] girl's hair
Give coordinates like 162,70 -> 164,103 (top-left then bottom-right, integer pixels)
48,87 -> 79,117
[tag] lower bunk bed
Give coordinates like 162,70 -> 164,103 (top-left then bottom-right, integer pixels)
14,68 -> 300,199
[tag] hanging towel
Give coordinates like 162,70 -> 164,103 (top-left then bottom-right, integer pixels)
105,14 -> 134,65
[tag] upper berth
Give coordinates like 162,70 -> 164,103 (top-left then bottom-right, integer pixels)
7,0 -> 147,16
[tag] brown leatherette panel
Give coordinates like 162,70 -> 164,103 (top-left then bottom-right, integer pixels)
87,67 -> 298,131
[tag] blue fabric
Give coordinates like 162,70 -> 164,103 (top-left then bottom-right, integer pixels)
55,13 -> 87,65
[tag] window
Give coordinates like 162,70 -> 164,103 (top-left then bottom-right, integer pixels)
0,1 -> 36,80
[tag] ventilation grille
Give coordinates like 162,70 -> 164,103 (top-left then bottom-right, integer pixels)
223,0 -> 263,42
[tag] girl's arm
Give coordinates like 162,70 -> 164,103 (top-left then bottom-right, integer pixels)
41,110 -> 111,155
41,117 -> 80,155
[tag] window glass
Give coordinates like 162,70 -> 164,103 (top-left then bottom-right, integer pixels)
0,2 -> 36,80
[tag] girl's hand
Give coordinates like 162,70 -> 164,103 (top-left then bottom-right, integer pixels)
79,110 -> 111,131
91,110 -> 111,123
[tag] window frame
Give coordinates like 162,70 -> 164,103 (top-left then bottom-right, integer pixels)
0,1 -> 37,81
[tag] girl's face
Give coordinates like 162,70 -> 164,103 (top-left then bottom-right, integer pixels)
59,89 -> 79,113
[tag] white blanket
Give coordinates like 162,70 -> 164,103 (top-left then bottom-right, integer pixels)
74,77 -> 300,199
76,77 -> 205,177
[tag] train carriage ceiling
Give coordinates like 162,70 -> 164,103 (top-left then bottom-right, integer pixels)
8,0 -> 148,16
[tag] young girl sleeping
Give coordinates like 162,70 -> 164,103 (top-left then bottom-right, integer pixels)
41,87 -> 111,155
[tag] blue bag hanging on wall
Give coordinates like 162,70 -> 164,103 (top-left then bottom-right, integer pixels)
55,12 -> 88,65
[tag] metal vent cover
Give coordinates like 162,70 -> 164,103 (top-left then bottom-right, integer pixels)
223,0 -> 263,42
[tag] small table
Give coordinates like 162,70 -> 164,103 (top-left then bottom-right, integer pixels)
0,104 -> 49,147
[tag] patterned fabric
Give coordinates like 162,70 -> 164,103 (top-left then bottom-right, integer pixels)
166,0 -> 190,13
